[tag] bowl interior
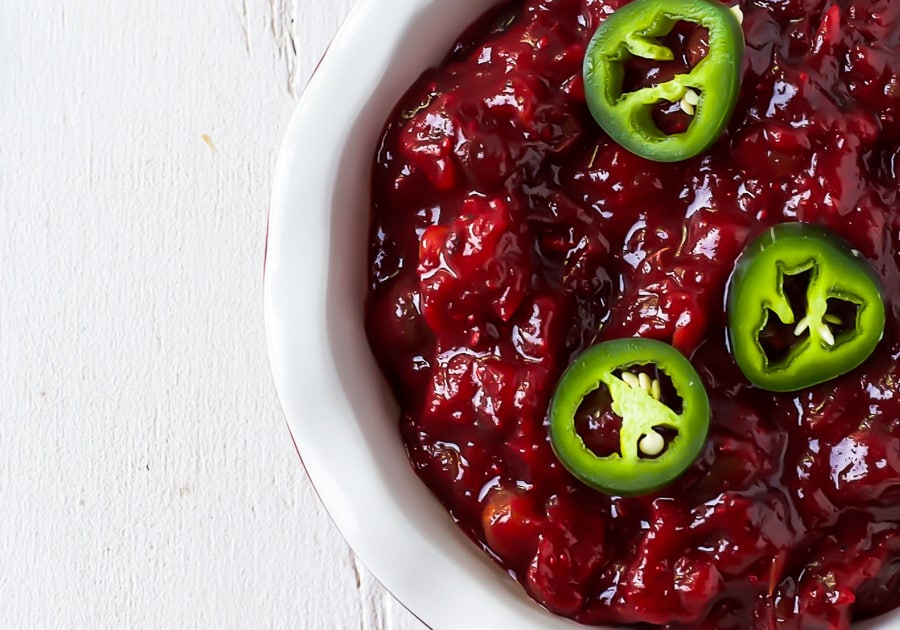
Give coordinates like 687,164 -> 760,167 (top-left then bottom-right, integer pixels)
265,0 -> 900,628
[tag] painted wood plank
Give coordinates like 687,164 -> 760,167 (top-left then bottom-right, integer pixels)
0,0 -> 425,626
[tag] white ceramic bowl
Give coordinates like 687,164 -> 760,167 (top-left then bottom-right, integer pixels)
264,1 -> 900,628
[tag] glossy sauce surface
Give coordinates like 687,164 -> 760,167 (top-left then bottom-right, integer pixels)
365,0 -> 900,627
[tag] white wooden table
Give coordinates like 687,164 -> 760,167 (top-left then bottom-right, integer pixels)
2,1 -> 424,627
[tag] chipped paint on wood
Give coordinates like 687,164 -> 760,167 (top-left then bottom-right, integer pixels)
268,0 -> 300,94
201,134 -> 219,153
241,0 -> 252,54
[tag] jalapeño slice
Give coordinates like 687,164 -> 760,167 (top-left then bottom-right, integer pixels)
726,222 -> 886,392
583,0 -> 744,162
549,338 -> 711,496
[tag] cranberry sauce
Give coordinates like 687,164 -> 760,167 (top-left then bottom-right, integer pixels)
365,0 -> 900,627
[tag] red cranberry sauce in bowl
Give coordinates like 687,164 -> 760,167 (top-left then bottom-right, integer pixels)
365,0 -> 900,627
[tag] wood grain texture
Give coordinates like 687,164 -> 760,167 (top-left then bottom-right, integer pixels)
0,0 -> 424,627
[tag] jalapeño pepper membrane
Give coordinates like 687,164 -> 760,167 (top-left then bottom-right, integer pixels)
727,222 -> 886,392
549,338 -> 711,496
583,0 -> 744,162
